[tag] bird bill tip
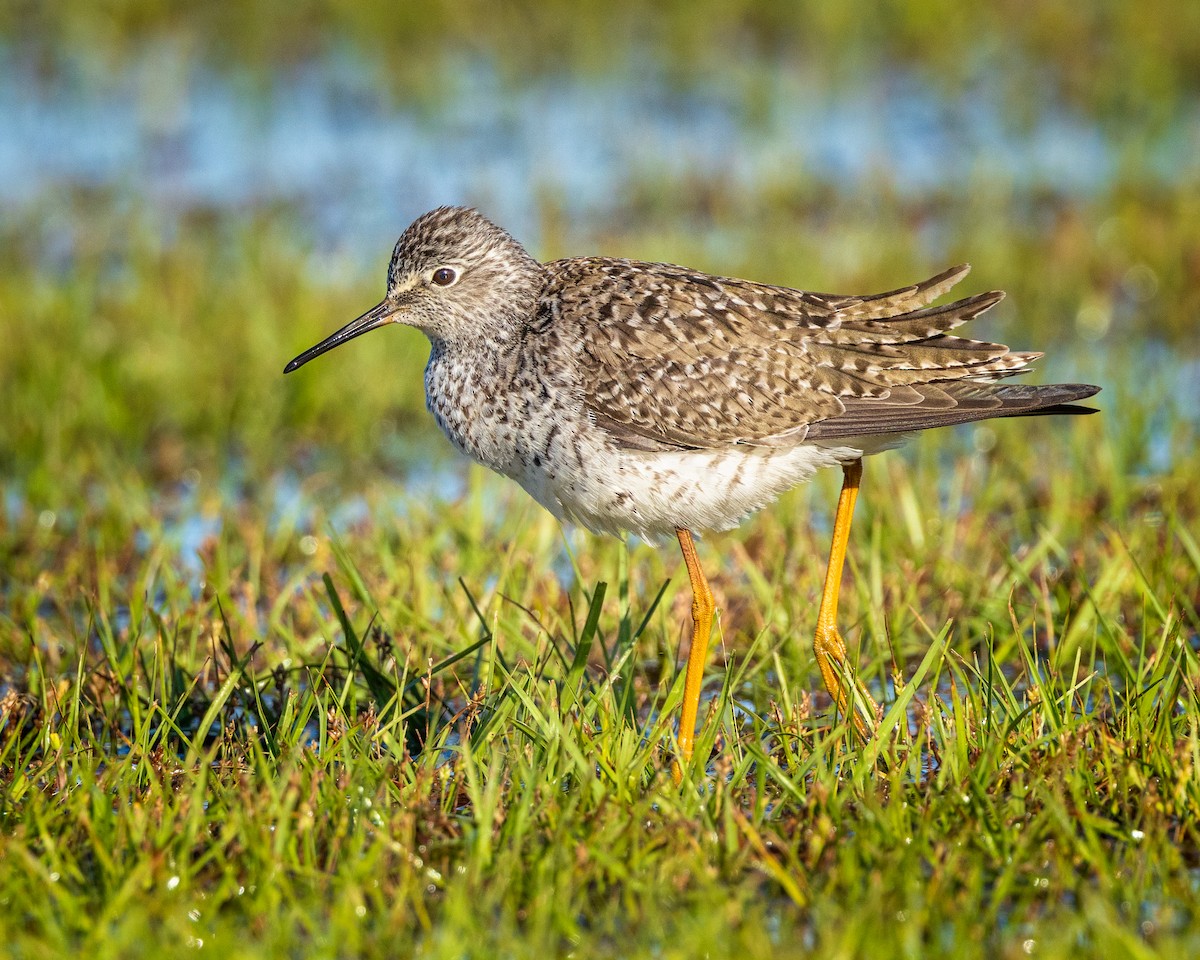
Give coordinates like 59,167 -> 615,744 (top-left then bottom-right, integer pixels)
281,300 -> 399,376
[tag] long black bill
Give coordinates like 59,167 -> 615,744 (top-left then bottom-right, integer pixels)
283,300 -> 398,374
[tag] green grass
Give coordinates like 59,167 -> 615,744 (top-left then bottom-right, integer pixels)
3,8 -> 1200,951
3,441 -> 1199,958
10,0 -> 1200,131
3,254 -> 1198,956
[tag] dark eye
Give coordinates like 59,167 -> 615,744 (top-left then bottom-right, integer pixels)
432,267 -> 457,287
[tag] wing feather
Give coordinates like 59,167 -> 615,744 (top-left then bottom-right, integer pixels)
537,258 -> 1099,450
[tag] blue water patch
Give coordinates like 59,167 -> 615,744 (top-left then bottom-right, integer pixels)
3,46 -> 1195,256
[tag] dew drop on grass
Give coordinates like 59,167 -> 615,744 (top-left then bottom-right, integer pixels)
167,876 -> 180,891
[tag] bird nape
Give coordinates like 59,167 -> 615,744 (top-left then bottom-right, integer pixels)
285,205 -> 1100,782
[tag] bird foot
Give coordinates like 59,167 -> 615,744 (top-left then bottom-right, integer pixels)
813,623 -> 878,742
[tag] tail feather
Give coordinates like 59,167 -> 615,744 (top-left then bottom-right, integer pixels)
806,383 -> 1100,441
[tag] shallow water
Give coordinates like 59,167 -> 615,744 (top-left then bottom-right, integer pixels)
3,39 -> 1195,591
4,45 -> 1197,257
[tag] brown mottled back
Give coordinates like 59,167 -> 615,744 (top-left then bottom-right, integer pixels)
534,258 -> 1090,451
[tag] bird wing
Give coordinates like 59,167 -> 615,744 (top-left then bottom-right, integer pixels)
538,258 -> 1093,450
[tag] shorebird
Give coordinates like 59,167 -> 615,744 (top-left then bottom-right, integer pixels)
285,206 -> 1099,774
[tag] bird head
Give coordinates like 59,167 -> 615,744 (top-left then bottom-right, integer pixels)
284,206 -> 545,374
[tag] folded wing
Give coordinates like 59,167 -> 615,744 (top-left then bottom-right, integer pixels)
539,259 -> 1099,450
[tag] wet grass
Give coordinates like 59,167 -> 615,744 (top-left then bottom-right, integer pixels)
3,6 -> 1200,951
3,417 -> 1199,957
2,194 -> 1199,958
9,0 -> 1200,130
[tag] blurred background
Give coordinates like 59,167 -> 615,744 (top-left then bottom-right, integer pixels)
5,8 -> 1200,953
1,0 -> 1198,546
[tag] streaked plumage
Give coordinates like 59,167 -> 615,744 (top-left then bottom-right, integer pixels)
286,205 -> 1100,769
541,258 -> 1089,451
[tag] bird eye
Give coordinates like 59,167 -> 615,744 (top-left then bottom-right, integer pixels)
431,267 -> 458,287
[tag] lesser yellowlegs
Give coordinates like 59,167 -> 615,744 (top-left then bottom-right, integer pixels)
285,206 -> 1099,773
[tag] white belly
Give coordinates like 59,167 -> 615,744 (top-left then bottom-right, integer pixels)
511,429 -> 881,542
425,345 -> 904,542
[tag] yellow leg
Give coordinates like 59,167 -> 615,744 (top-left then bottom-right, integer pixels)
673,528 -> 714,782
813,460 -> 878,738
